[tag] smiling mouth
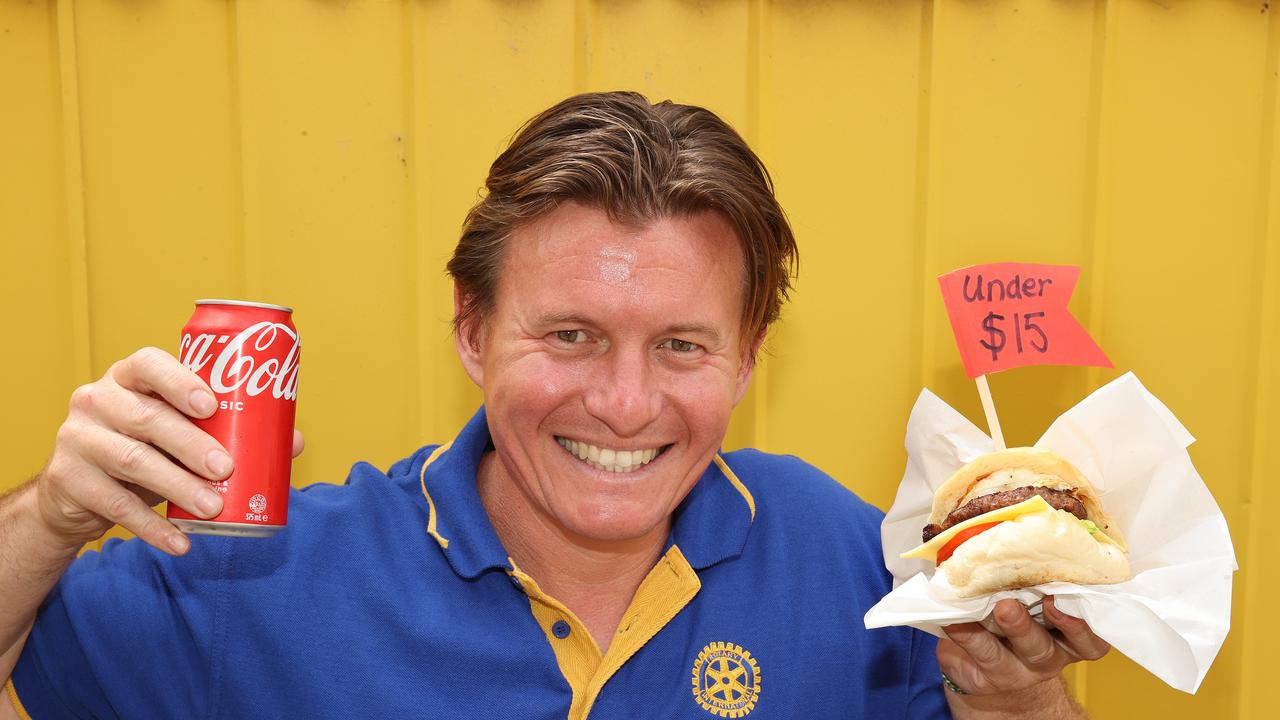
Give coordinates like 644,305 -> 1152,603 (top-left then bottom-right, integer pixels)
555,436 -> 672,473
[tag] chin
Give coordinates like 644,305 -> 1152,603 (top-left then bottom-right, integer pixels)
562,503 -> 666,544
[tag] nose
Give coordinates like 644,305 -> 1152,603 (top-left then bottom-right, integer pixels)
582,345 -> 662,438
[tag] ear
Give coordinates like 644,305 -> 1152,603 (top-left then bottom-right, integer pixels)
732,328 -> 768,405
453,283 -> 485,388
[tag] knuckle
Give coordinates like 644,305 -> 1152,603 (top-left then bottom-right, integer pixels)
1024,644 -> 1058,668
121,347 -> 164,381
107,358 -> 128,381
102,492 -> 135,523
41,454 -> 75,490
136,345 -> 166,365
127,397 -> 163,431
975,644 -> 1004,666
115,439 -> 150,473
967,637 -> 1003,666
54,421 -> 80,449
68,384 -> 96,412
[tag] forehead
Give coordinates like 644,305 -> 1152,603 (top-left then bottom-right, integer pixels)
517,202 -> 739,267
496,202 -> 747,318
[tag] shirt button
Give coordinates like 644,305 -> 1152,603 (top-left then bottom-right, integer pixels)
551,620 -> 571,639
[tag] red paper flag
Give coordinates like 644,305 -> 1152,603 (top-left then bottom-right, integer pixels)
937,263 -> 1111,379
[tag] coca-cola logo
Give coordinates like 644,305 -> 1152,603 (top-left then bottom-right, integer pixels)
179,321 -> 300,401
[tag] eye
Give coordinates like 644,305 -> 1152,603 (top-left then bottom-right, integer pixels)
664,338 -> 699,353
554,330 -> 588,344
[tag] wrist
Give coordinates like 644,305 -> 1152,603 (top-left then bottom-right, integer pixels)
10,480 -> 87,560
946,676 -> 1083,720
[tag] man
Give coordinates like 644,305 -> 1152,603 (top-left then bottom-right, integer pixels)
1,92 -> 1106,718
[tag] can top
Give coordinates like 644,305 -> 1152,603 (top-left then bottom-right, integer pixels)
196,299 -> 293,313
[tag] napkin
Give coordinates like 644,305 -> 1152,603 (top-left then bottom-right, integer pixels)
863,372 -> 1237,693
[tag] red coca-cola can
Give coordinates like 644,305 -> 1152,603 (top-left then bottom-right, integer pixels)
167,299 -> 300,537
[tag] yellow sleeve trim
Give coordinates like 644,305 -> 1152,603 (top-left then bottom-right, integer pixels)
5,678 -> 32,720
418,442 -> 454,549
713,455 -> 755,521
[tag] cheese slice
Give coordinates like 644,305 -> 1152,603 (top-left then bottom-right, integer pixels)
900,494 -> 1123,564
901,495 -> 1052,563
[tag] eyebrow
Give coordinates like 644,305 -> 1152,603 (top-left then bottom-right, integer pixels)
534,312 -> 596,328
533,313 -> 725,344
664,323 -> 724,344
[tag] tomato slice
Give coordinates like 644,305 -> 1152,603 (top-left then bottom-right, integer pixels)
935,521 -> 1004,565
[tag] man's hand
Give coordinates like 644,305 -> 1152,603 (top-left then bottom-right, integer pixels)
34,347 -> 305,556
937,596 -> 1108,718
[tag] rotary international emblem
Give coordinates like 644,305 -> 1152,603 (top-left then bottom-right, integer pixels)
691,641 -> 761,717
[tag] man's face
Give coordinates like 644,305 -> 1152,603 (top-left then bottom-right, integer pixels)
458,200 -> 756,544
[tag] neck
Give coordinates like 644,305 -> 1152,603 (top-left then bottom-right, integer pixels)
476,451 -> 669,653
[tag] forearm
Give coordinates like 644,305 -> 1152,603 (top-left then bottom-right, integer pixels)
946,676 -> 1085,720
0,479 -> 81,681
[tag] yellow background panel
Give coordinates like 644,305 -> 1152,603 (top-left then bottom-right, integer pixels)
2,2 -> 1273,717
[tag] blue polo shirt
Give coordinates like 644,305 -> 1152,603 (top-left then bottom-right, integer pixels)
9,408 -> 948,719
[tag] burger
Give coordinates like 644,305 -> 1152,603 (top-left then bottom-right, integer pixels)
900,447 -> 1130,598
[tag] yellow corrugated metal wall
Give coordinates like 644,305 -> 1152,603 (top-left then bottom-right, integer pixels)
1,1 -> 1273,717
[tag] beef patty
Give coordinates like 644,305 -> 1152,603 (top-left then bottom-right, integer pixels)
921,485 -> 1087,543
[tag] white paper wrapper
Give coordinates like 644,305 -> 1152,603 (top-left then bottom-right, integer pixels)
863,372 -> 1237,694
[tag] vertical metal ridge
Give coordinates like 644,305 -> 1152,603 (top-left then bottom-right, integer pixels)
55,0 -> 91,385
405,0 -> 433,442
574,0 -> 591,91
746,0 -> 762,143
748,0 -> 767,450
911,0 -> 937,393
227,0 -> 248,298
1237,4 -> 1280,718
1071,0 -> 1114,706
1082,0 -> 1114,405
231,1 -> 261,300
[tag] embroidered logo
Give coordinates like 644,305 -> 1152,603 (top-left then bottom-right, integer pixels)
691,641 -> 761,717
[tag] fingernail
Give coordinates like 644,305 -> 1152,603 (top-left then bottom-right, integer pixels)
206,449 -> 233,477
997,602 -> 1023,625
191,390 -> 216,416
169,533 -> 190,554
196,489 -> 223,517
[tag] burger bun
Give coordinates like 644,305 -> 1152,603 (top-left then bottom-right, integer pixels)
942,508 -> 1130,599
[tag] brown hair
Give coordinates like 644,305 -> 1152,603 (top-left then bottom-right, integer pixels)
447,91 -> 798,355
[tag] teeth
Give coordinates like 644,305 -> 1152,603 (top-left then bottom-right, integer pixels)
556,437 -> 665,473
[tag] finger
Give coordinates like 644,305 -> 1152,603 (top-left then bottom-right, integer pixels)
95,386 -> 233,482
935,636 -> 986,694
993,599 -> 1067,675
1044,596 -> 1110,661
109,347 -> 217,419
292,428 -> 305,458
75,471 -> 192,556
122,480 -> 163,508
77,425 -> 224,520
938,621 -> 1022,693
